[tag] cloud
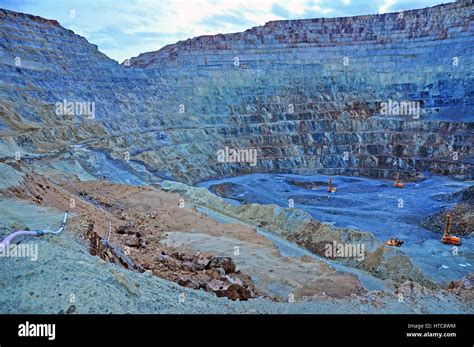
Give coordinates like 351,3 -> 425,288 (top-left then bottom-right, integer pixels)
378,0 -> 398,13
3,0 -> 448,62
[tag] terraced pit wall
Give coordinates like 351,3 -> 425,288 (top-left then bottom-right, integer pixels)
0,2 -> 473,183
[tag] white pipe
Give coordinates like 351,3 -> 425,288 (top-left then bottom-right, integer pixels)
0,211 -> 68,249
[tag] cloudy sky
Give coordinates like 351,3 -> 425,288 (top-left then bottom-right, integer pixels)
2,0 -> 449,63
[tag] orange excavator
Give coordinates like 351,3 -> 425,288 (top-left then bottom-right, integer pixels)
327,176 -> 337,194
394,173 -> 404,188
385,237 -> 404,247
441,214 -> 461,246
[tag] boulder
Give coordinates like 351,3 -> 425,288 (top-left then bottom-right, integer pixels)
123,234 -> 140,248
206,267 -> 226,279
207,257 -> 236,274
206,279 -> 252,301
177,275 -> 206,290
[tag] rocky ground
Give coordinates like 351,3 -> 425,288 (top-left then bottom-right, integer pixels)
0,162 -> 366,302
1,170 -> 260,301
0,195 -> 472,314
1,160 -> 472,313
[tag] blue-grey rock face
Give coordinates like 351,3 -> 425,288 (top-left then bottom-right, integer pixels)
0,2 -> 473,183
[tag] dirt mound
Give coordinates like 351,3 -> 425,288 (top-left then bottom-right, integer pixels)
286,179 -> 327,190
446,274 -> 474,309
208,182 -> 247,203
289,222 -> 435,289
431,186 -> 474,204
448,273 -> 473,293
424,186 -> 473,236
424,204 -> 473,236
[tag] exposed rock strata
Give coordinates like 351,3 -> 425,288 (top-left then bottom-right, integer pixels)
0,3 -> 473,184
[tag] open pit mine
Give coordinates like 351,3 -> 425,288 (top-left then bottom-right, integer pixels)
0,1 -> 473,314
